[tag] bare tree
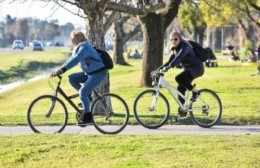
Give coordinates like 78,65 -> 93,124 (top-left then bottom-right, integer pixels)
113,13 -> 141,65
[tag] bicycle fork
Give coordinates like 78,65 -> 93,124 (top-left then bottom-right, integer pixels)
149,90 -> 160,111
46,90 -> 59,118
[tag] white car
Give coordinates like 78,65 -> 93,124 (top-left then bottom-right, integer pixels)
12,40 -> 24,50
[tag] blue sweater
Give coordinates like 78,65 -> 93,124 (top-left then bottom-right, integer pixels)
61,42 -> 105,74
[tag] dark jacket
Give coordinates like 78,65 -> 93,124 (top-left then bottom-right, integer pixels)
159,41 -> 204,77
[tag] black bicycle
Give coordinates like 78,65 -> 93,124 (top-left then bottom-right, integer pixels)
27,75 -> 129,134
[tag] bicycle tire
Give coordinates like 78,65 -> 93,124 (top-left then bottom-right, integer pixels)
133,89 -> 170,129
27,95 -> 68,133
92,93 -> 129,134
189,89 -> 222,128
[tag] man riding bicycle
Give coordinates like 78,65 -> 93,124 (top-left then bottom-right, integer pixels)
51,31 -> 108,127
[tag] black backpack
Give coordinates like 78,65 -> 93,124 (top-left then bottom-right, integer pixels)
74,44 -> 114,70
189,41 -> 208,62
94,47 -> 114,70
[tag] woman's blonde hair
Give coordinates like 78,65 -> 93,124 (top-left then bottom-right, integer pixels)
170,31 -> 192,50
170,31 -> 183,42
70,31 -> 87,42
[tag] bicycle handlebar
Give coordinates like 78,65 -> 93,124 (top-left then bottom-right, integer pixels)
151,69 -> 165,77
48,75 -> 62,91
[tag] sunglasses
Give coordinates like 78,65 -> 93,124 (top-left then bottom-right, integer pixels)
171,38 -> 179,42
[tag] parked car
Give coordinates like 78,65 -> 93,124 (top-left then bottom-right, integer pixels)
54,41 -> 64,47
12,40 -> 24,50
32,41 -> 44,51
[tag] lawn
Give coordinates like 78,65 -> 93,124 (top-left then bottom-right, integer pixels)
0,134 -> 259,168
0,48 -> 259,168
0,48 -> 69,84
0,49 -> 259,126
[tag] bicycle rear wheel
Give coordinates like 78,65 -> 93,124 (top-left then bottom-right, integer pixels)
92,93 -> 129,134
133,90 -> 170,129
189,89 -> 222,128
27,95 -> 68,133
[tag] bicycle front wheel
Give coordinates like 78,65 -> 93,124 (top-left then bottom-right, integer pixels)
92,93 -> 129,134
133,90 -> 170,129
27,95 -> 68,133
189,89 -> 222,128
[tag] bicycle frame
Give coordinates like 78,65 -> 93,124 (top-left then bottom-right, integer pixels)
51,76 -> 109,115
50,76 -> 81,114
154,73 -> 191,111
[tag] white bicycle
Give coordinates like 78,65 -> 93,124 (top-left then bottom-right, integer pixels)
133,69 -> 222,129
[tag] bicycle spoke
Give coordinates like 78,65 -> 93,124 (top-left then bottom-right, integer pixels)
92,94 -> 129,134
27,95 -> 68,133
133,90 -> 170,129
189,89 -> 222,128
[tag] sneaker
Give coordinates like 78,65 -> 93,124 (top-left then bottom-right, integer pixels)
177,107 -> 187,120
77,113 -> 93,127
190,91 -> 200,102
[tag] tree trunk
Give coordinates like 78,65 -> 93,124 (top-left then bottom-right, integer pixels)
139,14 -> 166,87
198,25 -> 206,46
114,22 -> 127,65
87,13 -> 110,94
88,17 -> 106,49
194,25 -> 206,46
138,1 -> 181,87
215,28 -> 222,51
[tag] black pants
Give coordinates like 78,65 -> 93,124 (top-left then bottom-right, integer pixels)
175,71 -> 195,105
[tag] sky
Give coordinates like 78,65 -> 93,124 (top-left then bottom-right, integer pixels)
0,1 -> 85,28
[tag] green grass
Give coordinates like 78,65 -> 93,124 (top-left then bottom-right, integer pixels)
0,134 -> 259,168
0,52 -> 259,126
0,50 -> 259,167
0,48 -> 69,84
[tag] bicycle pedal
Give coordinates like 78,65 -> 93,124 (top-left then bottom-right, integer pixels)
176,115 -> 188,121
171,117 -> 180,122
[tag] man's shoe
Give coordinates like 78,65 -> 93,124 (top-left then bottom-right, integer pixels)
77,113 -> 93,127
190,91 -> 200,102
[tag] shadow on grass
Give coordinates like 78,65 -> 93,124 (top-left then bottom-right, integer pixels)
0,61 -> 63,84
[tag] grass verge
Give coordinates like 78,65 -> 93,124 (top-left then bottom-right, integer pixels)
0,50 -> 259,126
0,134 -> 259,168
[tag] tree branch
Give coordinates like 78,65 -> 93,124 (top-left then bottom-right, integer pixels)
124,24 -> 141,42
106,1 -> 166,16
247,0 -> 260,12
245,2 -> 260,27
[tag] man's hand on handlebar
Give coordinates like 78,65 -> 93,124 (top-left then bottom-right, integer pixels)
50,69 -> 63,77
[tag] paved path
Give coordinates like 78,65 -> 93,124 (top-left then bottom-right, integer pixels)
0,125 -> 259,135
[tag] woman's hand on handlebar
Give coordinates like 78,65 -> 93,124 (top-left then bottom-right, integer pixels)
161,66 -> 171,72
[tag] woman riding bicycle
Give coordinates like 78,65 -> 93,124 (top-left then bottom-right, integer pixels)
51,31 -> 108,127
157,31 -> 204,119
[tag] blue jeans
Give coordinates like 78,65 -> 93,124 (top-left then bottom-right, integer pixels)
68,71 -> 108,114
